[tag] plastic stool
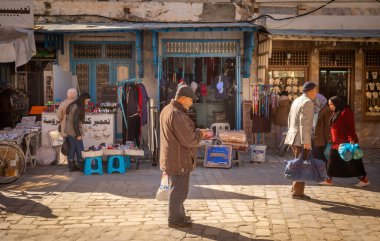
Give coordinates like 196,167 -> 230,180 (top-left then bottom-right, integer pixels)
124,155 -> 131,169
107,155 -> 126,174
84,156 -> 103,175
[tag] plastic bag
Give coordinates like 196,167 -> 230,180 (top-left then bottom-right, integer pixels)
36,147 -> 57,165
324,143 -> 331,161
338,143 -> 363,161
284,152 -> 326,183
156,172 -> 171,201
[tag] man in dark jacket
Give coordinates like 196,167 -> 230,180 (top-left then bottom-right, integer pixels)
160,86 -> 205,228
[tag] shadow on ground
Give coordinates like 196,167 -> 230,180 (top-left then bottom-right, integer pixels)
308,198 -> 380,218
172,223 -> 271,241
0,191 -> 57,218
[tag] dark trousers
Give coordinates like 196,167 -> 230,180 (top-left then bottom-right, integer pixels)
291,145 -> 310,195
168,173 -> 190,223
67,136 -> 84,167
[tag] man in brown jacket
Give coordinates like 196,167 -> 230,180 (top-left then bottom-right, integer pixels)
160,85 -> 205,228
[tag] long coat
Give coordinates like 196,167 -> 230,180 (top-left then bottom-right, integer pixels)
273,96 -> 290,127
159,100 -> 203,175
284,94 -> 314,147
313,105 -> 333,147
330,107 -> 358,150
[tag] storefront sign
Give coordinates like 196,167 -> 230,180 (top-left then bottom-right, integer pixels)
164,41 -> 237,54
204,145 -> 232,168
42,113 -> 115,149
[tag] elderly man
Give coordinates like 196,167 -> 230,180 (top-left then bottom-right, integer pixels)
57,88 -> 77,137
284,82 -> 318,199
160,85 -> 206,228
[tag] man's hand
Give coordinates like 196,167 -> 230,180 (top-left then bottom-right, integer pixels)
303,143 -> 312,150
349,141 -> 355,145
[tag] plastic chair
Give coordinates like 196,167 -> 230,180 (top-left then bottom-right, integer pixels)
210,123 -> 230,137
84,156 -> 103,175
107,155 -> 126,174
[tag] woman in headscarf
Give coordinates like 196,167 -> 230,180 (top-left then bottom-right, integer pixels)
64,92 -> 91,172
319,96 -> 370,187
312,94 -> 332,162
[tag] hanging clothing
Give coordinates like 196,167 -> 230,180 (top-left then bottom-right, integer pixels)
122,84 -> 141,145
127,115 -> 141,147
138,83 -> 149,126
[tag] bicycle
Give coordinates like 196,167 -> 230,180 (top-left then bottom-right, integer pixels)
0,140 -> 26,184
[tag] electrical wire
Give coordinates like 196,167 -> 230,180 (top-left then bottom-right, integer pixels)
246,0 -> 336,23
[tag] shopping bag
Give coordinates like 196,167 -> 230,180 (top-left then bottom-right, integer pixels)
284,152 -> 326,182
338,143 -> 363,161
156,172 -> 171,201
324,143 -> 331,161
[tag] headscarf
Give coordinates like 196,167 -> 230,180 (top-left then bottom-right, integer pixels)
66,92 -> 91,122
314,93 -> 327,114
329,96 -> 349,125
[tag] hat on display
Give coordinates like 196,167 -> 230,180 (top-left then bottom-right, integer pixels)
302,82 -> 317,93
176,85 -> 199,100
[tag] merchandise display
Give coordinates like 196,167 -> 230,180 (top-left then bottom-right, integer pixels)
218,130 -> 249,151
365,70 -> 380,116
268,70 -> 305,101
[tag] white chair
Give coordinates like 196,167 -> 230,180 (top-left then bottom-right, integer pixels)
210,123 -> 230,137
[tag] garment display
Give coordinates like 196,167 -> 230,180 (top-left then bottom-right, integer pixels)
214,75 -> 230,99
120,82 -> 149,146
250,85 -> 273,133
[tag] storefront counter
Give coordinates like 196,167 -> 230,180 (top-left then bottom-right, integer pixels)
42,112 -> 116,149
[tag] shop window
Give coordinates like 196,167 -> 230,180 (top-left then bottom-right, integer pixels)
268,70 -> 306,101
96,64 -> 110,101
160,57 -> 236,129
363,51 -> 380,120
319,68 -> 350,104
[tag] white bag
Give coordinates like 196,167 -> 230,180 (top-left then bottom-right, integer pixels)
156,172 -> 171,201
36,147 -> 57,165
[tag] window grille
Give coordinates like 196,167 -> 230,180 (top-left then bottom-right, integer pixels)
320,51 -> 354,67
76,64 -> 89,94
365,51 -> 380,67
106,44 -> 133,59
73,44 -> 102,59
165,41 -> 237,54
269,50 -> 309,66
96,64 -> 110,100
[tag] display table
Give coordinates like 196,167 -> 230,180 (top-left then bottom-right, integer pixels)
41,113 -> 116,149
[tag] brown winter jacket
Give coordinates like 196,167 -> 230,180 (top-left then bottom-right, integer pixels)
159,100 -> 203,175
273,96 -> 290,127
313,105 -> 333,147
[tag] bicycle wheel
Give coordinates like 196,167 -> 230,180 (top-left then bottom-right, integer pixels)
0,140 -> 26,184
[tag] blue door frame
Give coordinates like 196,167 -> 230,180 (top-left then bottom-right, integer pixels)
158,39 -> 242,130
69,41 -> 136,102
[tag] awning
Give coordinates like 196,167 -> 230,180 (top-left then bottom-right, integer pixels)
268,29 -> 380,42
0,26 -> 36,68
35,22 -> 265,33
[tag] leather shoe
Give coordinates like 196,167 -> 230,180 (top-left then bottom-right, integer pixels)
183,215 -> 192,221
168,220 -> 192,228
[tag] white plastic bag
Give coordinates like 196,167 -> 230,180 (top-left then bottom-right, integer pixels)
156,172 -> 171,201
36,147 -> 57,165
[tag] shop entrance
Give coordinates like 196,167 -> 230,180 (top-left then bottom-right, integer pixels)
160,57 -> 237,129
319,68 -> 351,103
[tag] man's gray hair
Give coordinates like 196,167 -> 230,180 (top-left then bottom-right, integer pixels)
67,88 -> 78,99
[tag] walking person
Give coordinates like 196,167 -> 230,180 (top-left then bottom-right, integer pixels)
312,94 -> 333,162
160,86 -> 206,228
319,96 -> 370,187
284,82 -> 318,199
273,91 -> 290,147
64,92 -> 91,172
57,88 -> 77,137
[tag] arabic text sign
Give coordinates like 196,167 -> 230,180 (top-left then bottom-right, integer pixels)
42,113 -> 115,149
0,0 -> 34,29
204,145 -> 232,168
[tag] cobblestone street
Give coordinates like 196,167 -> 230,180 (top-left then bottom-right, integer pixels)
0,149 -> 379,241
